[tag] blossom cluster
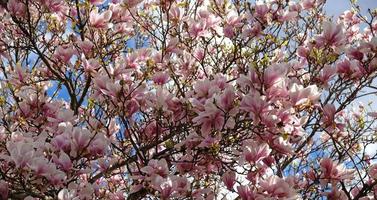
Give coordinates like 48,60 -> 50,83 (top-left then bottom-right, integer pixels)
0,0 -> 377,199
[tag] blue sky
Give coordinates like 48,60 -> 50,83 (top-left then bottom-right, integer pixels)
325,0 -> 377,16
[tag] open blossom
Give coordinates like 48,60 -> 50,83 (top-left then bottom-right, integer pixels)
0,180 -> 9,200
222,171 -> 236,190
337,58 -> 364,79
301,0 -> 315,10
28,157 -> 54,176
90,0 -> 105,5
368,164 -> 377,179
54,45 -> 76,63
259,176 -> 297,199
315,21 -> 345,47
152,71 -> 169,85
263,63 -> 288,88
169,5 -> 183,24
320,158 -> 354,184
318,64 -> 337,86
188,20 -> 209,38
289,83 -> 320,106
254,3 -> 269,19
42,0 -> 67,13
141,159 -> 169,178
77,40 -> 94,55
71,128 -> 93,156
237,185 -> 255,200
192,101 -> 225,135
151,176 -> 174,199
7,141 -> 34,168
240,92 -> 270,122
53,151 -> 72,171
223,12 -> 243,38
7,0 -> 26,16
90,8 -> 112,29
51,133 -> 71,152
240,140 -> 271,165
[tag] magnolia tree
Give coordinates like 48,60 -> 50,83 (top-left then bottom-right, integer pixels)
2,0 -> 377,199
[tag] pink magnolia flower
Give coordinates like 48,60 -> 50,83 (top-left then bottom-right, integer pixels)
297,46 -> 310,58
152,71 -> 169,85
94,74 -> 121,98
7,0 -> 26,17
222,171 -> 236,190
197,9 -> 220,28
318,64 -> 337,86
264,63 -> 288,88
240,92 -> 269,122
347,47 -> 364,61
289,83 -> 320,106
175,155 -> 194,173
151,176 -> 174,199
237,185 -> 255,200
54,45 -> 76,63
83,58 -> 100,75
165,38 -> 181,54
241,23 -> 263,38
46,170 -> 66,186
217,87 -> 236,111
198,135 -> 221,148
188,20 -> 208,38
90,0 -> 105,5
271,137 -> 293,155
259,176 -> 297,199
223,12 -> 242,38
169,5 -> 183,24
368,164 -> 377,179
141,159 -> 169,178
301,0 -> 315,10
88,134 -> 108,156
71,128 -> 93,155
172,176 -> 189,194
289,2 -> 302,12
320,158 -> 354,184
48,110 -> 75,124
42,0 -> 67,13
240,140 -> 271,165
28,157 -> 54,176
51,133 -> 71,152
77,40 -> 94,55
53,151 -> 72,171
193,48 -> 205,61
315,21 -> 345,47
0,180 -> 9,200
126,99 -> 140,117
337,58 -> 364,79
188,10 -> 220,38
15,62 -> 25,82
7,141 -> 34,168
322,104 -> 336,127
90,9 -> 112,29
192,101 -> 225,135
254,3 -> 269,19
